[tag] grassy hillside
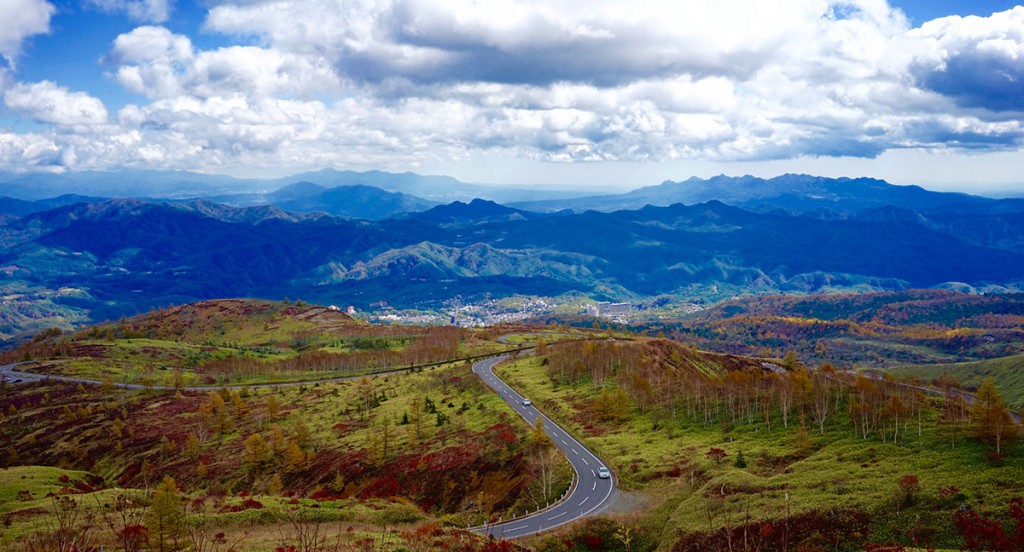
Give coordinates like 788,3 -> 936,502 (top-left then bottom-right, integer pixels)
496,338 -> 1024,551
0,304 -> 601,550
6,299 -> 1024,551
888,354 -> 1024,410
0,360 -> 553,550
1,299 -> 511,386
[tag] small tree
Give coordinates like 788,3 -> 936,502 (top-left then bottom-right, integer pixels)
268,474 -> 284,496
971,377 -> 1017,455
98,493 -> 148,552
243,433 -> 270,473
734,450 -> 747,469
330,473 -> 346,494
284,439 -> 307,473
531,416 -> 552,448
292,417 -> 313,450
898,474 -> 920,508
706,447 -> 728,465
146,476 -> 185,552
265,394 -> 280,418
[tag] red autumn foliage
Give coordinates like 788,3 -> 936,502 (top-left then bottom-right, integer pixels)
358,476 -> 401,499
217,497 -> 264,513
706,447 -> 728,464
309,488 -> 340,501
953,497 -> 1024,551
241,498 -> 264,509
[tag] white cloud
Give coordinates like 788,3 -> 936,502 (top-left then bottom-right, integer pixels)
110,27 -> 342,99
909,7 -> 1024,111
110,26 -> 193,98
111,25 -> 192,64
88,0 -> 173,23
4,81 -> 109,126
190,46 -> 342,99
0,131 -> 61,169
0,0 -> 54,70
3,0 -> 1024,178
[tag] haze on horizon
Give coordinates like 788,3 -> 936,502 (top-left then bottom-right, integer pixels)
1,0 -> 1024,196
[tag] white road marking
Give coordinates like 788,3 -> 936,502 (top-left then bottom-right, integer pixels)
473,351 -> 618,536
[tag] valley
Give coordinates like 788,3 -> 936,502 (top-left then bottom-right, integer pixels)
4,299 -> 1024,551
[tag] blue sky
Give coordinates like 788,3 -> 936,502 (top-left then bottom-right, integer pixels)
1,1 -> 1024,195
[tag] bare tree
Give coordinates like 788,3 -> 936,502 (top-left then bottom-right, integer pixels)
96,492 -> 149,552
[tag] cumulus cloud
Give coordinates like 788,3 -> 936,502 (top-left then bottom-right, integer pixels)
88,0 -> 173,23
4,0 -> 1024,174
4,81 -> 109,126
109,25 -> 193,98
109,26 -> 341,99
0,0 -> 54,70
910,7 -> 1024,111
205,0 -> 847,86
0,131 -> 62,169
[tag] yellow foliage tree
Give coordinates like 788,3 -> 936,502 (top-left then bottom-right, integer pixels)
284,439 -> 307,473
971,377 -> 1017,455
145,476 -> 185,552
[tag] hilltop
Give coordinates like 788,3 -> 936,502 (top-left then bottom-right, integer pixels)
2,299 -> 479,387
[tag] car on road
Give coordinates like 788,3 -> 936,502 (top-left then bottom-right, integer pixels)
522,398 -> 532,406
597,467 -> 611,479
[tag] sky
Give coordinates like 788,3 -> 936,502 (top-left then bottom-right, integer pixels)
1,1 -> 1024,195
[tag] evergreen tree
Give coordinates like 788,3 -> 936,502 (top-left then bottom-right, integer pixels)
734,450 -> 747,468
146,476 -> 185,552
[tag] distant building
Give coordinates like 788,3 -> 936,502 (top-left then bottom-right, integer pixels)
588,301 -> 632,319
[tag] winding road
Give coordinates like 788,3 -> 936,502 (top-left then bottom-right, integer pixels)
471,355 -> 616,539
2,345 -> 618,539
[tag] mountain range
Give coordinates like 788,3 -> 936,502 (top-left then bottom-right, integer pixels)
1,171 -> 1023,338
0,168 -> 583,204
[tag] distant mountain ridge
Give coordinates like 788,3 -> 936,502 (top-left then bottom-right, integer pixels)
0,168 -> 584,204
2,191 -> 1023,335
3,171 -> 1024,338
510,173 -> 1024,216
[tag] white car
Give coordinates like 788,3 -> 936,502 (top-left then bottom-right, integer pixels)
522,398 -> 532,406
597,467 -> 611,479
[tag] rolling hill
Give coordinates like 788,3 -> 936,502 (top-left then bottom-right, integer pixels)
2,193 -> 1024,339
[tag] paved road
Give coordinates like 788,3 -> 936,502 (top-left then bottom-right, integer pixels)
3,342 -> 618,538
471,355 -> 616,539
0,360 -> 458,391
1,362 -> 49,385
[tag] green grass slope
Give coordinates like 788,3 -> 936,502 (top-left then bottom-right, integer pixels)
888,354 -> 1024,410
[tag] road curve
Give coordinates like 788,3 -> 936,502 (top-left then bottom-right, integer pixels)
471,355 -> 616,539
3,342 -> 619,538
